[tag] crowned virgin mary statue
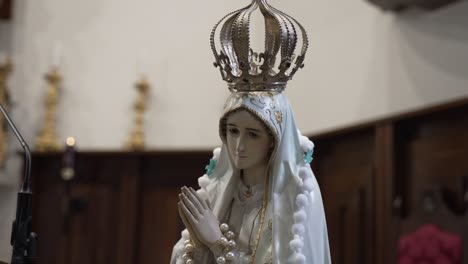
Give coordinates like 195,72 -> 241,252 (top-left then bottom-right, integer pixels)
171,0 -> 331,263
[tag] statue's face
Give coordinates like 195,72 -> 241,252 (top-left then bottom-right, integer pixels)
225,110 -> 271,170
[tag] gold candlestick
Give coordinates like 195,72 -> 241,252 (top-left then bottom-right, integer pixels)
125,75 -> 150,150
35,67 -> 62,151
0,57 -> 12,167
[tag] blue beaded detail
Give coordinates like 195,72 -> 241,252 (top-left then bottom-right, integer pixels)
205,159 -> 217,176
304,149 -> 313,164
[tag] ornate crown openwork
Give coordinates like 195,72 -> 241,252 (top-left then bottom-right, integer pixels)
210,0 -> 309,92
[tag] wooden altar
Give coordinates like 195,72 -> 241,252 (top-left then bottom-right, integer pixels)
26,97 -> 468,264
30,151 -> 211,264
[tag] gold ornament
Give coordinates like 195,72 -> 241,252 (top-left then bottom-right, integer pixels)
35,67 -> 62,151
125,75 -> 150,150
0,57 -> 12,166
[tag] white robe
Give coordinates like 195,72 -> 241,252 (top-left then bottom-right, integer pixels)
171,91 -> 331,264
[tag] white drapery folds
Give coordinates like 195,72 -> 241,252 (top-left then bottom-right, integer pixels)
171,92 -> 331,264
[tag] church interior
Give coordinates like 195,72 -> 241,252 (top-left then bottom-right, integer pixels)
0,0 -> 467,263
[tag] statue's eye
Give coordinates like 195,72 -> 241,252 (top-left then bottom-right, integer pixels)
228,128 -> 239,135
248,131 -> 259,139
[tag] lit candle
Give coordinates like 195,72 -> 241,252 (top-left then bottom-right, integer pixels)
64,137 -> 76,168
61,137 -> 76,181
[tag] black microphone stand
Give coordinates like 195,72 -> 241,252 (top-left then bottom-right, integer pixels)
0,104 -> 38,264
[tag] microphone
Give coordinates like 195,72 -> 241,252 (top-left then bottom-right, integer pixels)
0,104 -> 38,264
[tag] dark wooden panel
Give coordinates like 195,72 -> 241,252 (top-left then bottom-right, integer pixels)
0,0 -> 12,20
137,187 -> 181,264
67,184 -> 119,264
137,151 -> 211,263
140,151 -> 211,187
395,104 -> 468,218
31,153 -> 139,264
394,104 -> 468,262
375,124 -> 395,264
31,153 -> 66,264
116,161 -> 139,264
312,129 -> 375,264
30,150 -> 211,264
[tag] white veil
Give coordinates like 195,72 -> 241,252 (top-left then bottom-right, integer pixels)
193,91 -> 331,264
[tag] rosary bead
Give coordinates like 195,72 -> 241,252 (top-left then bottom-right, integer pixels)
220,223 -> 229,233
227,240 -> 236,249
184,244 -> 194,253
226,251 -> 235,261
219,236 -> 229,247
225,231 -> 235,240
216,256 -> 226,264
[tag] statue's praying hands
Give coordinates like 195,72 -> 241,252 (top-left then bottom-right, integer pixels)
178,186 -> 222,249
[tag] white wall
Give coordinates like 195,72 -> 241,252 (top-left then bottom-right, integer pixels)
1,0 -> 468,260
295,0 -> 468,135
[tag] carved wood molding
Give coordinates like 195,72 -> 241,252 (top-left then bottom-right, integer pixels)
366,0 -> 460,11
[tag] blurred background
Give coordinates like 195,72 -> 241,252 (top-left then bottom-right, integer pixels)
0,0 -> 467,263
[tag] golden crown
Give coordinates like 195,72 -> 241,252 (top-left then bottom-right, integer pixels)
210,0 -> 309,92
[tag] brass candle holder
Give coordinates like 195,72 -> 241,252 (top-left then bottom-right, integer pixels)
125,75 -> 150,150
0,57 -> 12,167
35,67 -> 62,152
